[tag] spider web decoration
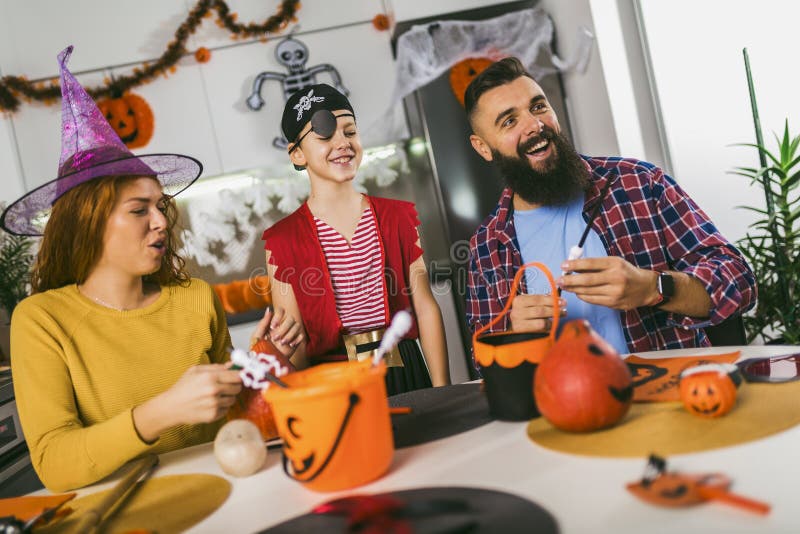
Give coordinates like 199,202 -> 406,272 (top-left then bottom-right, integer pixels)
179,143 -> 409,276
365,7 -> 594,143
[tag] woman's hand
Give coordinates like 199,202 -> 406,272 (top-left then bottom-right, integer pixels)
251,307 -> 305,357
133,363 -> 242,443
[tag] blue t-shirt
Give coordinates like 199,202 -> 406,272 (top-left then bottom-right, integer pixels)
513,195 -> 629,354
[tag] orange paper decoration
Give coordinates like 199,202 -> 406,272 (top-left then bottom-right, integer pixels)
96,92 -> 154,149
195,47 -> 212,63
213,276 -> 271,314
449,57 -> 493,106
372,14 -> 390,31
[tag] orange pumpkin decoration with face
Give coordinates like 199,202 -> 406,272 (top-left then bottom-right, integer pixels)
97,92 -> 154,149
227,338 -> 295,440
534,319 -> 633,432
263,360 -> 393,492
449,57 -> 493,106
679,363 -> 741,418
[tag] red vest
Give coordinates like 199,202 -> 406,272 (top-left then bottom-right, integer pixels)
261,196 -> 423,358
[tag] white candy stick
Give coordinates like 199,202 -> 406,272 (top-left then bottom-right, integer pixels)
230,348 -> 251,369
561,245 -> 584,278
373,310 -> 413,366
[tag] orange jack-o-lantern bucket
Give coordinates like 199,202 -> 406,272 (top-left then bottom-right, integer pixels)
472,262 -> 559,421
262,359 -> 393,492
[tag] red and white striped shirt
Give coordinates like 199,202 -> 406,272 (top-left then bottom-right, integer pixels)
315,207 -> 388,334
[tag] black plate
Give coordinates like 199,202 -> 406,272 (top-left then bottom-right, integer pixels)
388,383 -> 493,448
260,486 -> 559,534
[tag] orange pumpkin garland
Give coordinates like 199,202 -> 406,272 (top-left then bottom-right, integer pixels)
96,92 -> 154,149
449,57 -> 493,106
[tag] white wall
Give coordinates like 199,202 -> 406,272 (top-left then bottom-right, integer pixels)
539,0 -> 620,157
637,0 -> 800,244
0,116 -> 24,207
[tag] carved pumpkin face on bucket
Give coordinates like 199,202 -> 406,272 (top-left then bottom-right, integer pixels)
679,363 -> 741,418
97,92 -> 154,149
262,360 -> 394,492
534,319 -> 633,432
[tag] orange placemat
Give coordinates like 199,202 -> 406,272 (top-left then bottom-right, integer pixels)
627,351 -> 740,402
527,380 -> 800,457
0,493 -> 75,523
36,474 -> 230,534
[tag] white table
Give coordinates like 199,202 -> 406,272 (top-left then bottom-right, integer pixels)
67,345 -> 800,533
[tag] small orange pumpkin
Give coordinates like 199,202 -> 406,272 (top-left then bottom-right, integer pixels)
227,338 -> 295,440
372,13 -> 390,31
679,363 -> 741,418
449,57 -> 493,107
534,319 -> 633,432
97,92 -> 154,149
194,47 -> 212,63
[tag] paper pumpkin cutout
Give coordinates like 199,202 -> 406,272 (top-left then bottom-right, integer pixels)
534,319 -> 633,432
449,57 -> 493,106
679,363 -> 741,418
627,455 -> 770,515
97,92 -> 154,149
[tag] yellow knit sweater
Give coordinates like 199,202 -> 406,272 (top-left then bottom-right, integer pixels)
11,279 -> 231,491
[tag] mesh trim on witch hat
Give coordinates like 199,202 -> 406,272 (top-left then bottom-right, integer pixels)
0,46 -> 202,236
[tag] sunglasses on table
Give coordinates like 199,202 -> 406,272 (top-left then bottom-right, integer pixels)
736,352 -> 800,383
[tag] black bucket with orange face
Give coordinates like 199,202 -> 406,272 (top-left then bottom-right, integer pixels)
472,262 -> 559,421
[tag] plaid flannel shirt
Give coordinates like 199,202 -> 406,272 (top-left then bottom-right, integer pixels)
467,156 -> 757,355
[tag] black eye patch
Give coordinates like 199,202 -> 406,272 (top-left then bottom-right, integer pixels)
288,110 -> 355,153
309,109 -> 339,138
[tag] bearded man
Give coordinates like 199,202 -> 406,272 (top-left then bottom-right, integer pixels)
464,57 -> 756,357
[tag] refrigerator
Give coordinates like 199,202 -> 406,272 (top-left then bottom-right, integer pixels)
392,0 -> 574,380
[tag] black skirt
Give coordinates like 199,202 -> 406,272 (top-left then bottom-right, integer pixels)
384,339 -> 432,396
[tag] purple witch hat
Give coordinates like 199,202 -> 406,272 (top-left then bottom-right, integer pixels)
0,46 -> 203,236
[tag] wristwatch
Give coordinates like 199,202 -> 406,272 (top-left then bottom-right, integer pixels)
654,271 -> 675,307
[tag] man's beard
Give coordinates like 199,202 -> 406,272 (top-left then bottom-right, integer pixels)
491,128 -> 589,206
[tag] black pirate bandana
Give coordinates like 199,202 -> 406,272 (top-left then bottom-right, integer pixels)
281,84 -> 355,150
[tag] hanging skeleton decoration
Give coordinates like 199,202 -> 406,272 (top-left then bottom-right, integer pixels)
246,34 -> 349,149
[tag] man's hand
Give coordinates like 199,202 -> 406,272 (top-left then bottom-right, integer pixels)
558,257 -> 658,310
509,294 -> 566,332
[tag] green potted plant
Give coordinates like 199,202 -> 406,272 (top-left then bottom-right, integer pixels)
731,120 -> 800,344
0,206 -> 35,362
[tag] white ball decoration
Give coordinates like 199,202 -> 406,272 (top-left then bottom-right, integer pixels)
214,419 -> 267,477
